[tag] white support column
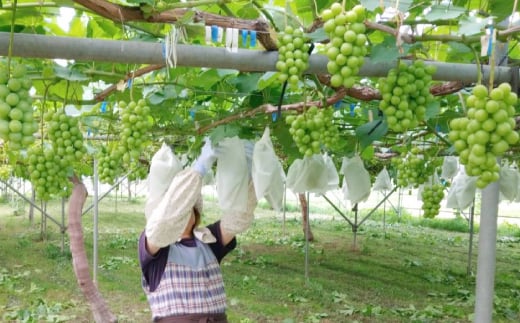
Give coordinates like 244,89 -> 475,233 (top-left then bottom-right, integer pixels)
474,180 -> 499,323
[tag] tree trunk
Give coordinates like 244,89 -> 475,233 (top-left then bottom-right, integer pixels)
298,193 -> 314,241
68,175 -> 117,323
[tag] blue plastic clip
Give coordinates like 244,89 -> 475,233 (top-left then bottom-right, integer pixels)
250,30 -> 257,47
127,79 -> 132,88
241,30 -> 248,47
333,101 -> 342,110
349,103 -> 356,116
272,112 -> 278,122
100,101 -> 107,113
487,26 -> 494,57
189,109 -> 195,120
211,25 -> 218,42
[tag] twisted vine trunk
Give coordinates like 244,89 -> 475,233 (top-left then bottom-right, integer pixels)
68,176 -> 117,323
298,193 -> 314,241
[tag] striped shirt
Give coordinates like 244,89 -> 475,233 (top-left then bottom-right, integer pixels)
139,221 -> 236,321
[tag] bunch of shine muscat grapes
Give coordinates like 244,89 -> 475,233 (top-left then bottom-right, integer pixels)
276,26 -> 310,90
285,105 -> 340,157
321,3 -> 367,89
98,144 -> 124,185
45,109 -> 87,164
448,83 -> 519,189
118,99 -> 152,164
128,162 -> 149,181
391,149 -> 442,188
0,61 -> 37,150
378,60 -> 436,132
0,164 -> 11,181
421,183 -> 444,218
27,145 -> 72,200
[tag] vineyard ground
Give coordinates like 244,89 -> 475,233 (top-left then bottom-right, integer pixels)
0,179 -> 520,322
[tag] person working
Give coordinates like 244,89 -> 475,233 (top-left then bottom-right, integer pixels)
138,139 -> 256,322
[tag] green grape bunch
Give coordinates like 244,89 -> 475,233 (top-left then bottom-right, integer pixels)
0,61 -> 37,150
285,105 -> 340,157
276,26 -> 310,89
391,149 -> 442,188
26,145 -> 72,201
421,183 -> 444,218
119,99 -> 152,163
448,83 -> 519,189
45,109 -> 87,164
378,60 -> 436,132
98,99 -> 152,185
321,3 -> 367,89
98,144 -> 124,185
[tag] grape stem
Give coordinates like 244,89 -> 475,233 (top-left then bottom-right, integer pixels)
488,28 -> 496,89
7,0 -> 18,75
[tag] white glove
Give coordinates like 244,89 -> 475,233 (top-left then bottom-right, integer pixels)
193,138 -> 218,176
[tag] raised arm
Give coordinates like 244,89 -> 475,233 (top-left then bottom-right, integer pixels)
145,139 -> 218,253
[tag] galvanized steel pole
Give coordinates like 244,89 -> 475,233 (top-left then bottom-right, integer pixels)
0,32 -> 515,84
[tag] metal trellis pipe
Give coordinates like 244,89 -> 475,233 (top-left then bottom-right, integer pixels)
0,32 -> 515,85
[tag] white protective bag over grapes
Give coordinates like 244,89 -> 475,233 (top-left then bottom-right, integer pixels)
341,155 -> 371,205
252,127 -> 286,211
499,161 -> 519,202
446,166 -> 477,210
286,155 -> 329,194
372,166 -> 392,192
515,168 -> 520,203
323,153 -> 340,191
441,156 -> 458,180
145,143 -> 183,219
216,136 -> 250,213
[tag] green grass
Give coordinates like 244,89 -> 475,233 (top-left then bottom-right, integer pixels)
1,195 -> 520,322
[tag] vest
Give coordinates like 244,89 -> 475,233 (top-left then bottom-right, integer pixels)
144,239 -> 227,320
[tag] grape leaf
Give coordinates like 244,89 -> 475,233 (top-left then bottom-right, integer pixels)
360,0 -> 410,12
230,73 -> 260,94
423,5 -> 465,22
53,66 -> 89,81
355,119 -> 388,151
209,124 -> 241,143
361,145 -> 375,160
307,29 -> 328,43
457,16 -> 487,36
370,36 -> 399,63
257,72 -> 278,90
425,100 -> 441,120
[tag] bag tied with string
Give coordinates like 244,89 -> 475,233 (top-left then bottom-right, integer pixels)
286,155 -> 329,194
322,153 -> 340,191
145,143 -> 183,219
499,160 -> 519,202
446,166 -> 477,210
372,166 -> 392,192
441,156 -> 458,180
252,127 -> 286,211
341,155 -> 371,205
